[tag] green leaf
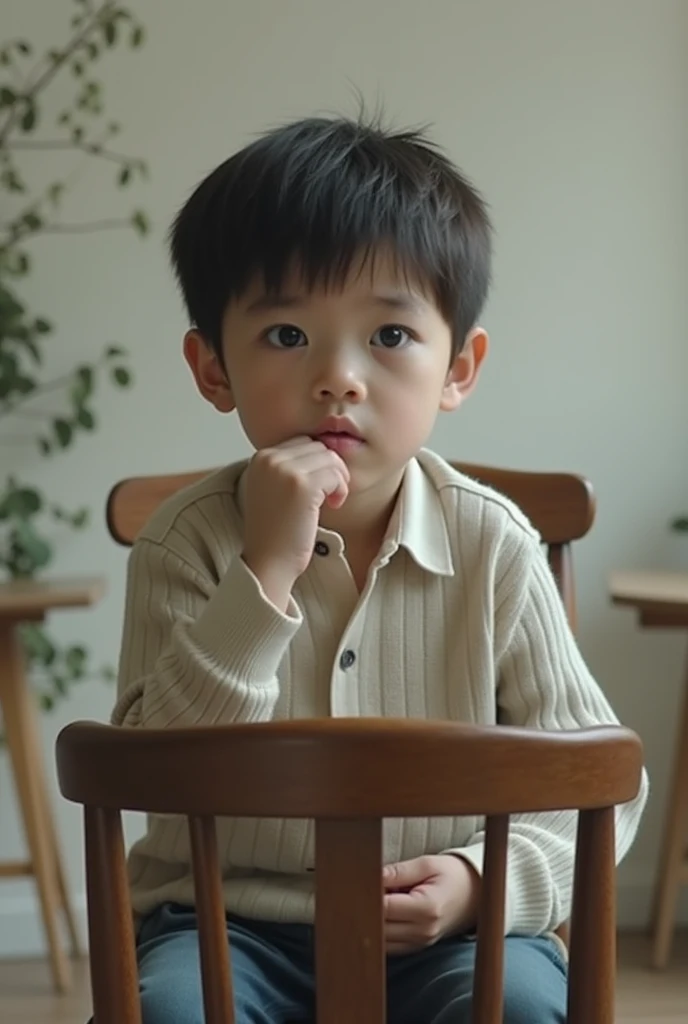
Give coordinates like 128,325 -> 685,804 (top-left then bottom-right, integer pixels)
58,110 -> 71,125
39,438 -> 52,456
0,485 -> 42,520
66,645 -> 87,676
71,508 -> 89,528
131,25 -> 145,48
77,407 -> 95,430
86,41 -> 99,60
671,516 -> 688,533
53,676 -> 68,695
13,518 -> 52,571
34,317 -> 52,334
72,60 -> 85,77
20,105 -> 36,132
104,19 -> 118,46
72,125 -> 84,142
0,50 -> 10,68
40,693 -> 55,711
21,624 -> 56,665
0,167 -> 26,192
111,366 -> 131,387
15,41 -> 32,56
118,164 -> 131,186
105,344 -> 126,358
131,209 -> 149,236
71,364 -> 94,406
22,211 -> 43,231
0,86 -> 17,108
101,665 -> 116,683
53,418 -> 73,448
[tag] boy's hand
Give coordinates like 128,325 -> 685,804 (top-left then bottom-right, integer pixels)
383,855 -> 481,956
241,437 -> 349,611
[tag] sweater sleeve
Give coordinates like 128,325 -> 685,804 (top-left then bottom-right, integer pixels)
448,536 -> 649,936
111,538 -> 302,728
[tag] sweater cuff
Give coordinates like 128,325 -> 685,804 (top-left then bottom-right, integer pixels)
440,842 -> 514,936
189,556 -> 302,685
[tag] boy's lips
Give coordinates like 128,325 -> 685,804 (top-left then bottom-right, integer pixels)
312,417 -> 365,455
316,432 -> 365,456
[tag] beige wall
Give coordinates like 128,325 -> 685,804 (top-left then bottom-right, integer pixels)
1,0 -> 687,955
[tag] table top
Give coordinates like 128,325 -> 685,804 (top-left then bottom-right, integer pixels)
0,577 -> 105,620
609,570 -> 688,613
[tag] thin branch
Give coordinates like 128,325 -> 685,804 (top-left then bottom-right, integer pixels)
0,0 -> 118,146
0,372 -> 79,420
8,139 -> 138,166
1,409 -> 55,421
31,217 -> 132,235
1,216 -> 132,246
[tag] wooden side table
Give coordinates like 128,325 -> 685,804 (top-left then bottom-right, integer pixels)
609,570 -> 688,969
0,577 -> 104,992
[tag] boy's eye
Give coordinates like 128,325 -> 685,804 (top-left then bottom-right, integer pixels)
371,325 -> 413,349
265,325 -> 307,348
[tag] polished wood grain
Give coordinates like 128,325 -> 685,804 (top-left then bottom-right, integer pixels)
56,718 -> 643,1023
83,807 -> 141,1024
0,578 -> 102,993
188,815 -> 236,1024
315,819 -> 385,1024
609,570 -> 688,970
0,578 -> 104,621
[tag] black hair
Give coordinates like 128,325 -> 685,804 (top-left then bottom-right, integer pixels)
169,115 -> 492,360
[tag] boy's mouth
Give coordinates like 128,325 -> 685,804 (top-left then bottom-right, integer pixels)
316,431 -> 365,456
313,417 -> 365,455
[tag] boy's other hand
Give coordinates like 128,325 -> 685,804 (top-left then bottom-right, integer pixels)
241,437 -> 349,611
382,855 -> 481,956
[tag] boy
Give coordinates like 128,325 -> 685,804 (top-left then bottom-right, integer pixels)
112,115 -> 647,1024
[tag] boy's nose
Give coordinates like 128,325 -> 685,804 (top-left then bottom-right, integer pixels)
313,363 -> 367,403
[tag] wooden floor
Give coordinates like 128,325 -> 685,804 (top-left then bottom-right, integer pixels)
0,932 -> 685,1023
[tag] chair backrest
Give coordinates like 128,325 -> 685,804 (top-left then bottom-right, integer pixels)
106,462 -> 595,628
56,718 -> 643,1024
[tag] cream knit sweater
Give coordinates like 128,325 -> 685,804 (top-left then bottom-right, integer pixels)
112,448 -> 647,934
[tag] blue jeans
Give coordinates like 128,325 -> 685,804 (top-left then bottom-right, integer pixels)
135,902 -> 567,1024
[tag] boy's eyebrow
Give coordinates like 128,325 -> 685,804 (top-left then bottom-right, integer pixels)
245,292 -> 429,315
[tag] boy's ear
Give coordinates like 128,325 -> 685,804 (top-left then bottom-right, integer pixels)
183,330 -> 235,414
440,327 -> 488,412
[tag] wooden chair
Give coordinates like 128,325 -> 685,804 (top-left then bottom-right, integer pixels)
106,462 -> 595,631
63,464 -> 618,1024
56,718 -> 642,1024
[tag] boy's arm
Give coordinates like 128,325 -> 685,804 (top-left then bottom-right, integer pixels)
111,537 -> 301,728
445,536 -> 649,936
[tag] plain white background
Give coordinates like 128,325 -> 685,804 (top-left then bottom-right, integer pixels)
1,0 -> 687,955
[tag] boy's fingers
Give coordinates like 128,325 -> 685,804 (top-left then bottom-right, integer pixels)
383,857 -> 431,890
383,891 -> 428,922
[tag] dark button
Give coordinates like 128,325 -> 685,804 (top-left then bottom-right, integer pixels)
314,541 -> 329,557
339,649 -> 356,670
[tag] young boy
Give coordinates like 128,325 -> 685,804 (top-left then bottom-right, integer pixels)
112,115 -> 647,1024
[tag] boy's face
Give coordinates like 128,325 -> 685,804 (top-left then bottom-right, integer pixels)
185,251 -> 487,497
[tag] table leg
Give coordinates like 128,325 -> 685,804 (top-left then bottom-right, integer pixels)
651,637 -> 688,969
0,624 -> 72,992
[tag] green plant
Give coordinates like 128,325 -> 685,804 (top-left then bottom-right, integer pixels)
0,0 -> 149,714
671,516 -> 688,534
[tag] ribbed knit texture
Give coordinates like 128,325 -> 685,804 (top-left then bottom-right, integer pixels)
112,449 -> 648,934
